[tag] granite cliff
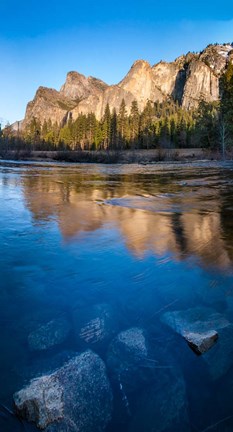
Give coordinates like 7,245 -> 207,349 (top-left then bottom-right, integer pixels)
21,43 -> 233,128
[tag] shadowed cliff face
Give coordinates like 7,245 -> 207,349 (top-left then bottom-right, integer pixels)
20,163 -> 233,271
21,43 -> 233,127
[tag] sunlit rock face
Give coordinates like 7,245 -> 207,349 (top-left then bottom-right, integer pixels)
181,60 -> 219,109
60,71 -> 108,100
182,44 -> 233,109
200,44 -> 233,75
118,60 -> 164,111
152,60 -> 186,103
20,43 -> 233,126
22,87 -> 77,128
60,72 -> 108,121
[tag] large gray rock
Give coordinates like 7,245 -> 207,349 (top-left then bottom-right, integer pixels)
161,306 -> 229,354
72,303 -> 118,351
107,327 -> 151,393
15,374 -> 63,429
28,318 -> 71,351
14,350 -> 113,431
161,306 -> 233,379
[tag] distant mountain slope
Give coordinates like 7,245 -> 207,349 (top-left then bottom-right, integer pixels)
21,43 -> 233,128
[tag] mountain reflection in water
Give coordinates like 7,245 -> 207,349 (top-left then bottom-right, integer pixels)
21,164 -> 232,270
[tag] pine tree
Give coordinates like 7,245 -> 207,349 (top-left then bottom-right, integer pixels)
86,113 -> 97,149
195,100 -> 218,149
94,122 -> 103,149
59,125 -> 72,148
117,99 -> 128,148
110,108 -> 117,149
130,100 -> 140,148
159,117 -> 171,148
102,104 -> 111,149
140,101 -> 153,149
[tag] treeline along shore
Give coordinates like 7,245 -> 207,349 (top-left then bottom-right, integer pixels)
1,61 -> 233,163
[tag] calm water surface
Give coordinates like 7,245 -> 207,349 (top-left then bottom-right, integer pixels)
1,160 -> 233,431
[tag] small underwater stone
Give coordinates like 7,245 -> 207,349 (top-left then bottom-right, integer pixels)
183,330 -> 218,355
72,303 -> 118,350
28,318 -> 71,351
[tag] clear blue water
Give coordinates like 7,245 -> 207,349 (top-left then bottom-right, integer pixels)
1,160 -> 233,431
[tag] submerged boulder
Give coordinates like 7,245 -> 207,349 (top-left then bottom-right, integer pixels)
14,350 -> 113,431
183,330 -> 218,355
161,306 -> 229,354
161,306 -> 233,379
28,318 -> 71,351
107,327 -> 151,393
107,327 -> 190,431
72,303 -> 118,350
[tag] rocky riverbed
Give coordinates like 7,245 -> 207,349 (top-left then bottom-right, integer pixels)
6,302 -> 233,431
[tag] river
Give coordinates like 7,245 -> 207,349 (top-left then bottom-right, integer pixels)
1,160 -> 233,431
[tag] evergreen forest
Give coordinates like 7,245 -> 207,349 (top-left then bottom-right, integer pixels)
1,63 -> 233,158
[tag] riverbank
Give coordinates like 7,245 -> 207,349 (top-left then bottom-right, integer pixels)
0,148 -> 229,163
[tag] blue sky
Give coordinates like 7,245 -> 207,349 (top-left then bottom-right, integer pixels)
1,0 -> 233,123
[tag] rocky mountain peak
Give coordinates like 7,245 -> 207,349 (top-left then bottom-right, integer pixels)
116,59 -> 154,109
118,60 -> 151,86
20,43 -> 233,128
199,43 -> 233,75
130,59 -> 151,70
60,71 -> 108,101
35,86 -> 60,101
174,52 -> 198,68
